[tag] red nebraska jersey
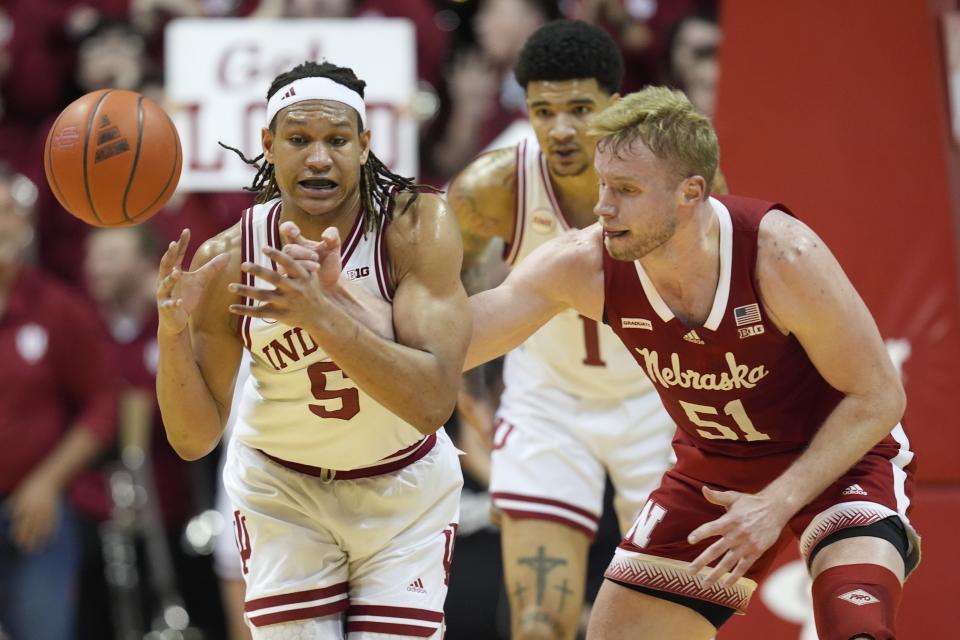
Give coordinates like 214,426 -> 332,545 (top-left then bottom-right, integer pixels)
603,195 -> 847,457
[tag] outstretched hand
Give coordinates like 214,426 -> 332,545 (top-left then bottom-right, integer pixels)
686,486 -> 791,588
156,229 -> 229,337
278,221 -> 342,288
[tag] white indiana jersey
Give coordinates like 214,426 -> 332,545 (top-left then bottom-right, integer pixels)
232,199 -> 425,470
503,138 -> 652,401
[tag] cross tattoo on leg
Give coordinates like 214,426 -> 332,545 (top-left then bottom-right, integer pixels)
518,546 -> 568,606
513,582 -> 528,608
554,579 -> 573,612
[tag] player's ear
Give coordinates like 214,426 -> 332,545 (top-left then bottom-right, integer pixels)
678,175 -> 706,206
261,127 -> 275,164
359,128 -> 371,165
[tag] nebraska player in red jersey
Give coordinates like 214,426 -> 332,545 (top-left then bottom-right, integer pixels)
458,87 -> 918,640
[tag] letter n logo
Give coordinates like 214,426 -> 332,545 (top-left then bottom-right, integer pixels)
233,509 -> 252,575
626,500 -> 668,548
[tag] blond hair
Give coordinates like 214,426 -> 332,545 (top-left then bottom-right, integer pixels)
589,86 -> 719,191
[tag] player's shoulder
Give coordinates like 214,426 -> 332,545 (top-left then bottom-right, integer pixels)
450,146 -> 517,198
757,209 -> 826,273
191,221 -> 242,270
447,147 -> 517,229
386,191 -> 460,257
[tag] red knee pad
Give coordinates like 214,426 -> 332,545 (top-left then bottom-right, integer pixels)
811,564 -> 902,640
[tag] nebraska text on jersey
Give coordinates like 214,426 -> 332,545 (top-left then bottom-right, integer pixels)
634,348 -> 770,390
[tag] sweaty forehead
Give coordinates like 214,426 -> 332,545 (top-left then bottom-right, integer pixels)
526,78 -> 607,105
276,100 -> 359,129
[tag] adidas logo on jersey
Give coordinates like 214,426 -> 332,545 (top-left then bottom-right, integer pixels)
406,578 -> 427,594
838,589 -> 879,606
682,330 -> 705,345
842,484 -> 868,496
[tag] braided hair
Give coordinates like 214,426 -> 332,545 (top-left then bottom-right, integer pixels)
222,61 -> 428,233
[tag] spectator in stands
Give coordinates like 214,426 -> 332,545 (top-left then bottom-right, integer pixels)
570,0 -> 714,92
74,224 -> 227,639
664,4 -> 720,118
251,0 -> 450,91
0,163 -> 119,640
426,0 -> 560,182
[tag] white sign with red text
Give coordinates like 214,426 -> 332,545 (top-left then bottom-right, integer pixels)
165,18 -> 416,192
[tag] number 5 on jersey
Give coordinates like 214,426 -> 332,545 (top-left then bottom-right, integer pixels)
307,361 -> 360,420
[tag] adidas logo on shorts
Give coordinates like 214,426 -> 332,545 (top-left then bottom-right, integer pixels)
406,578 -> 427,594
842,484 -> 868,496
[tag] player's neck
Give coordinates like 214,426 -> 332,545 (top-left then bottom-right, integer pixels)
278,190 -> 363,245
550,166 -> 601,229
639,201 -> 721,315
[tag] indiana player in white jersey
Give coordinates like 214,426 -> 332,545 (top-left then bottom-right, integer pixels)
446,22 -> 675,639
155,61 -> 470,639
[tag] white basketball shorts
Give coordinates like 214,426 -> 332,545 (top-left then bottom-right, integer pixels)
223,429 -> 463,638
490,380 -> 675,539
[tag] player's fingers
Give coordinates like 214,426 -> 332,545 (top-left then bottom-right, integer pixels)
158,239 -> 182,273
240,261 -> 289,288
687,536 -> 729,575
720,557 -> 753,589
264,246 -> 309,280
701,486 -> 738,508
688,515 -> 728,546
320,226 -> 341,251
228,303 -> 284,320
228,283 -> 282,303
158,298 -> 183,311
156,268 -> 181,297
172,228 -> 191,269
282,243 -> 320,263
702,550 -> 739,588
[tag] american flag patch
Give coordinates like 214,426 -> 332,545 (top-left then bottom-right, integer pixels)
733,303 -> 762,327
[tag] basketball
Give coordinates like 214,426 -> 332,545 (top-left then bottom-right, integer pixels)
43,89 -> 182,227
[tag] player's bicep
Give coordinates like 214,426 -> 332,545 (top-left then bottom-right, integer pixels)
758,213 -> 898,397
391,203 -> 472,371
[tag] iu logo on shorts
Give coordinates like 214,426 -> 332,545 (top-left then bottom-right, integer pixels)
233,510 -> 252,575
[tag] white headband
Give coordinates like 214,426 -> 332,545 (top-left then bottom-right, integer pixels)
265,77 -> 367,128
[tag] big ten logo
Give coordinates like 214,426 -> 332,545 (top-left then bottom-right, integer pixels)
345,266 -> 370,281
179,100 -> 401,175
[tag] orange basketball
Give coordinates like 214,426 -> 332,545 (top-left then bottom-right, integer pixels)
44,89 -> 182,227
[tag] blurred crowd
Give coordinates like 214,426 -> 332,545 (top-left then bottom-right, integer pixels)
0,1 -> 719,639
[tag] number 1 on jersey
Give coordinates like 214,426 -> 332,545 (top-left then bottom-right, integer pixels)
579,315 -> 607,367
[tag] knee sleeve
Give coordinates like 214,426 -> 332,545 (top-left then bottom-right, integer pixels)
811,564 -> 902,640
